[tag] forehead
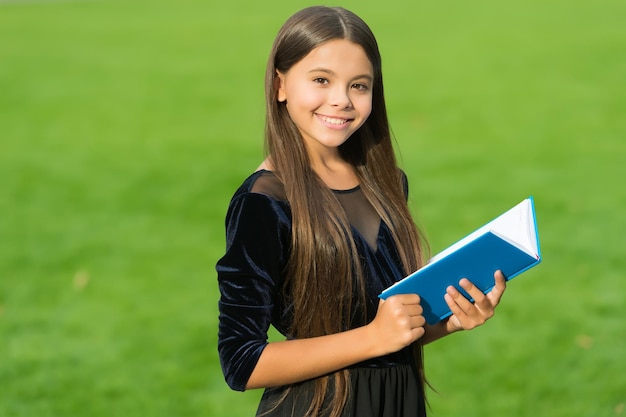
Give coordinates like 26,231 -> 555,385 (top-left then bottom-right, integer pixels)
295,39 -> 373,76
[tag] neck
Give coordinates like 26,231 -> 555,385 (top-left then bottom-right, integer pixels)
310,155 -> 359,190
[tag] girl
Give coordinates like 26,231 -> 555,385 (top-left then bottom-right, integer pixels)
216,6 -> 506,417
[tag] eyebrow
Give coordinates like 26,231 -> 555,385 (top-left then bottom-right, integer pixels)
308,68 -> 373,81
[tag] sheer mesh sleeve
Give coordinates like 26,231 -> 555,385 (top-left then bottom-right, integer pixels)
216,191 -> 291,391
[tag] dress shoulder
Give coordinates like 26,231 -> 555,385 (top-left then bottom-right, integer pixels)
233,169 -> 287,202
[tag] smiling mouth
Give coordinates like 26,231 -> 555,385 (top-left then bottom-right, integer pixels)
318,115 -> 353,125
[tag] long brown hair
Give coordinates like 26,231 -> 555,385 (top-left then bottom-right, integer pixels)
264,6 -> 426,417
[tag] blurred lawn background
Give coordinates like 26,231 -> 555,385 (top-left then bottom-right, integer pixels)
0,0 -> 624,416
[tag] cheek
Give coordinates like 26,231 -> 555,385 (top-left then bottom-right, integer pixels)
286,91 -> 324,121
355,95 -> 373,119
292,87 -> 324,109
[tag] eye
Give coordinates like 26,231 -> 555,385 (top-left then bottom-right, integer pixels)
351,83 -> 369,92
313,77 -> 329,85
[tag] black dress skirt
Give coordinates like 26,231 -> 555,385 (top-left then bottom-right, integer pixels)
256,363 -> 425,417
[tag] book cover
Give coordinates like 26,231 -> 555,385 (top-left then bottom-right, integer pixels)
380,197 -> 541,325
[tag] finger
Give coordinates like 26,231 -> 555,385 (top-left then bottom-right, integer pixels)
397,293 -> 421,305
458,278 -> 486,305
405,303 -> 423,317
410,326 -> 426,341
459,278 -> 498,313
493,270 -> 507,293
386,293 -> 420,306
410,315 -> 426,329
445,285 -> 474,312
487,270 -> 507,304
444,291 -> 470,322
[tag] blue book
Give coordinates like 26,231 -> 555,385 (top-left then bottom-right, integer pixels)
380,197 -> 542,325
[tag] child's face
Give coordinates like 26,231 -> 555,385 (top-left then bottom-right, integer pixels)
276,39 -> 374,158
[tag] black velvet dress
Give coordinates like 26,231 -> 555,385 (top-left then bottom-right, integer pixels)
216,170 -> 426,417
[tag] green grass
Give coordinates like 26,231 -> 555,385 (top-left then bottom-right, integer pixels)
1,0 -> 624,416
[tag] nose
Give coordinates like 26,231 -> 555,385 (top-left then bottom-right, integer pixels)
329,86 -> 353,109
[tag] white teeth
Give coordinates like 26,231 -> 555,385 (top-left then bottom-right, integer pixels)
320,116 -> 348,125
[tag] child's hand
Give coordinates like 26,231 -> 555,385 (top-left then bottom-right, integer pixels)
444,270 -> 507,332
369,294 -> 426,355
